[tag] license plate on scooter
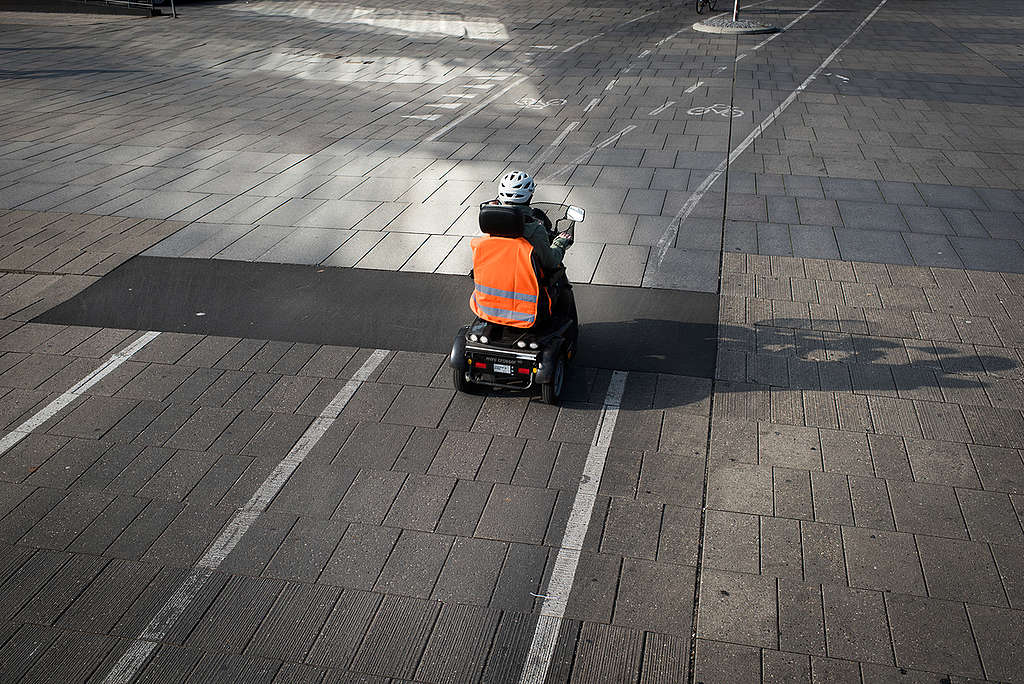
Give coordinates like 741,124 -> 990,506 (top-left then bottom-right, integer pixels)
493,363 -> 513,374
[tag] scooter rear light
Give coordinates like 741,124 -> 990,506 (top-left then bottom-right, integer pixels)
517,367 -> 530,374
474,361 -> 487,369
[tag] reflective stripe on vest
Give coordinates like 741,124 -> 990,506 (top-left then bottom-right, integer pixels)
471,294 -> 535,323
474,283 -> 538,304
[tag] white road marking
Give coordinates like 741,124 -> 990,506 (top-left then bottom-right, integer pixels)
517,371 -> 627,684
735,52 -> 748,62
444,93 -> 476,99
685,80 -> 705,93
648,100 -> 676,116
562,33 -> 604,53
423,103 -> 463,109
528,121 -> 580,175
653,0 -> 889,267
402,114 -> 441,121
655,29 -> 684,46
751,0 -> 825,51
425,76 -> 528,142
540,125 -> 637,181
604,79 -> 617,91
0,331 -> 160,457
551,121 -> 580,147
621,10 -> 657,25
464,83 -> 495,89
637,49 -> 651,58
100,348 -> 391,683
583,97 -> 601,113
596,125 -> 636,148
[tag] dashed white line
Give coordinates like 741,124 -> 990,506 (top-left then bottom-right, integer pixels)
621,10 -> 657,25
551,121 -> 580,147
653,0 -> 890,267
540,125 -> 637,181
424,76 -> 528,142
100,348 -> 391,683
596,125 -> 636,148
604,79 -> 617,91
0,331 -> 161,457
685,80 -> 705,94
751,0 -> 825,51
517,371 -> 627,684
637,49 -> 651,58
583,97 -> 601,113
562,33 -> 604,53
648,100 -> 676,116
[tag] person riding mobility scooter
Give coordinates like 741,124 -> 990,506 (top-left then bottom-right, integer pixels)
449,171 -> 584,404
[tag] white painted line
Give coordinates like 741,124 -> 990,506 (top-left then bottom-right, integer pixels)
648,101 -> 676,116
424,103 -> 463,109
562,33 -> 604,53
100,348 -> 390,684
517,371 -> 627,684
464,83 -> 495,90
551,121 -> 580,147
444,93 -> 477,99
685,81 -> 704,94
0,331 -> 160,457
655,29 -> 684,46
540,125 -> 637,181
621,10 -> 657,25
425,76 -> 528,142
583,97 -> 601,113
637,49 -> 651,58
528,121 -> 580,175
653,0 -> 889,267
751,0 -> 825,52
596,125 -> 636,148
402,114 -> 441,121
735,52 -> 748,62
604,79 -> 617,91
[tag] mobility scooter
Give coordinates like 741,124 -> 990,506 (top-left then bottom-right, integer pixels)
449,201 -> 585,405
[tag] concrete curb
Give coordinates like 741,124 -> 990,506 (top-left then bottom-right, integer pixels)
693,16 -> 777,34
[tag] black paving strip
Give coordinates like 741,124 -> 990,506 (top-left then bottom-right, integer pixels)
33,257 -> 718,378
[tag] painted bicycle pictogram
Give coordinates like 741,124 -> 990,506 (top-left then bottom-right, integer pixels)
515,97 -> 567,109
686,103 -> 744,118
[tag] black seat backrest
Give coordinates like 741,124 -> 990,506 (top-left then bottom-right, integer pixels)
478,204 -> 525,237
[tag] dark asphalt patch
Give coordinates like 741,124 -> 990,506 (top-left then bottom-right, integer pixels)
34,257 -> 718,378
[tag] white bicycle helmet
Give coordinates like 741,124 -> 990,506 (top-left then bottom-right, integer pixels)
498,170 -> 536,205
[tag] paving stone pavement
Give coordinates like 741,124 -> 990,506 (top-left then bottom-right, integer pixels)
1,0 -> 1024,682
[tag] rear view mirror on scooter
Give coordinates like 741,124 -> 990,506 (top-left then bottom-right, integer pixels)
566,205 -> 585,222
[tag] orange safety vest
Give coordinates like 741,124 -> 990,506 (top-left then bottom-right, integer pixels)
470,235 -> 544,328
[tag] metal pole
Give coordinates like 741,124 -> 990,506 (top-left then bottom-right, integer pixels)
170,0 -> 176,18
733,0 -> 739,21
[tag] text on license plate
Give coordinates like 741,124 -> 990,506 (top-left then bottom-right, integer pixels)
493,363 -> 513,374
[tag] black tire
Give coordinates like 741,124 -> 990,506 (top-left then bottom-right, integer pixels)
541,355 -> 566,405
453,367 -> 475,394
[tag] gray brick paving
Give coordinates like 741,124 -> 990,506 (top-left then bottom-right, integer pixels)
1,0 -> 1024,681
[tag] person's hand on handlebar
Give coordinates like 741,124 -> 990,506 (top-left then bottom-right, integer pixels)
553,230 -> 574,251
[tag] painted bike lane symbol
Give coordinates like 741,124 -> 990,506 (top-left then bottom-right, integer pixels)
516,97 -> 567,109
687,103 -> 744,118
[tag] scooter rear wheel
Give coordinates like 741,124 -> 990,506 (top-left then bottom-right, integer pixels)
453,368 -> 477,394
541,354 -> 566,405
